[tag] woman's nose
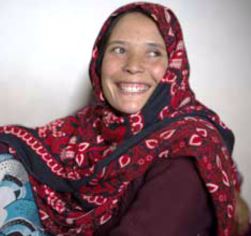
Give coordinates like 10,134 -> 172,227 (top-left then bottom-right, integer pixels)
123,53 -> 144,74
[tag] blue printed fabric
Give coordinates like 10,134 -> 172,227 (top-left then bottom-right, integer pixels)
0,153 -> 48,236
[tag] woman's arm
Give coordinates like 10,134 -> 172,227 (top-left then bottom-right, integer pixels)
234,191 -> 250,236
108,158 -> 215,236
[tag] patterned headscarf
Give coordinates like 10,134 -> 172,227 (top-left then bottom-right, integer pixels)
0,2 -> 239,236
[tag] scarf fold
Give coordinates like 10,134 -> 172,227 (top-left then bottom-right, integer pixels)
0,2 -> 239,236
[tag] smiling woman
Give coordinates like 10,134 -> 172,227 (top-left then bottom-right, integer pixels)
101,12 -> 168,114
0,2 -> 250,236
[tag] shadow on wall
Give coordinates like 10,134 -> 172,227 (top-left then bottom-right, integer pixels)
72,71 -> 96,113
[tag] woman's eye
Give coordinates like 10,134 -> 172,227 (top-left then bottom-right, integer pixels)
112,47 -> 126,54
148,50 -> 161,57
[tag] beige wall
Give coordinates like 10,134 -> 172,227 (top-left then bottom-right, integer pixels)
0,0 -> 251,205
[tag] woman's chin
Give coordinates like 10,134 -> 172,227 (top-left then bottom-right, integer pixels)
113,103 -> 144,115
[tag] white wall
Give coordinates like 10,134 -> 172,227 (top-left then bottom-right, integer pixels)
0,0 -> 251,205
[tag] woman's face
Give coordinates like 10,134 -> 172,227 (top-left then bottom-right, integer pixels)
101,12 -> 168,114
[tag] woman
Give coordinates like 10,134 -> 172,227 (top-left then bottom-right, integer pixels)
0,2 -> 250,236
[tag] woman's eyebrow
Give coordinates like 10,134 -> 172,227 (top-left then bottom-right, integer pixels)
107,40 -> 166,50
147,42 -> 166,50
107,40 -> 126,46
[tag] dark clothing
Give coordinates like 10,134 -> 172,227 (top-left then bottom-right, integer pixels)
1,141 -> 215,235
0,142 -> 8,152
0,141 -> 216,235
96,158 -> 216,236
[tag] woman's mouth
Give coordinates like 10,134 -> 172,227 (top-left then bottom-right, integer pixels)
117,82 -> 150,94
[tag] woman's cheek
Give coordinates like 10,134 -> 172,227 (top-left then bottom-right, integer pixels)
103,56 -> 123,76
150,64 -> 167,82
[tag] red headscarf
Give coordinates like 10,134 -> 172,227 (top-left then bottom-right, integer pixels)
0,2 -> 239,236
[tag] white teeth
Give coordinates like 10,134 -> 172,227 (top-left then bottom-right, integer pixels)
118,83 -> 149,93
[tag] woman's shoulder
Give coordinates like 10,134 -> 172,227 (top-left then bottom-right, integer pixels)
96,157 -> 216,235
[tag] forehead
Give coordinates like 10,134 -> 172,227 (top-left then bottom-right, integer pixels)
108,12 -> 165,43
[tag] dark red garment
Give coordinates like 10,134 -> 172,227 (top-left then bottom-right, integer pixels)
0,142 -> 8,153
96,158 -> 216,236
0,2 -> 240,236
